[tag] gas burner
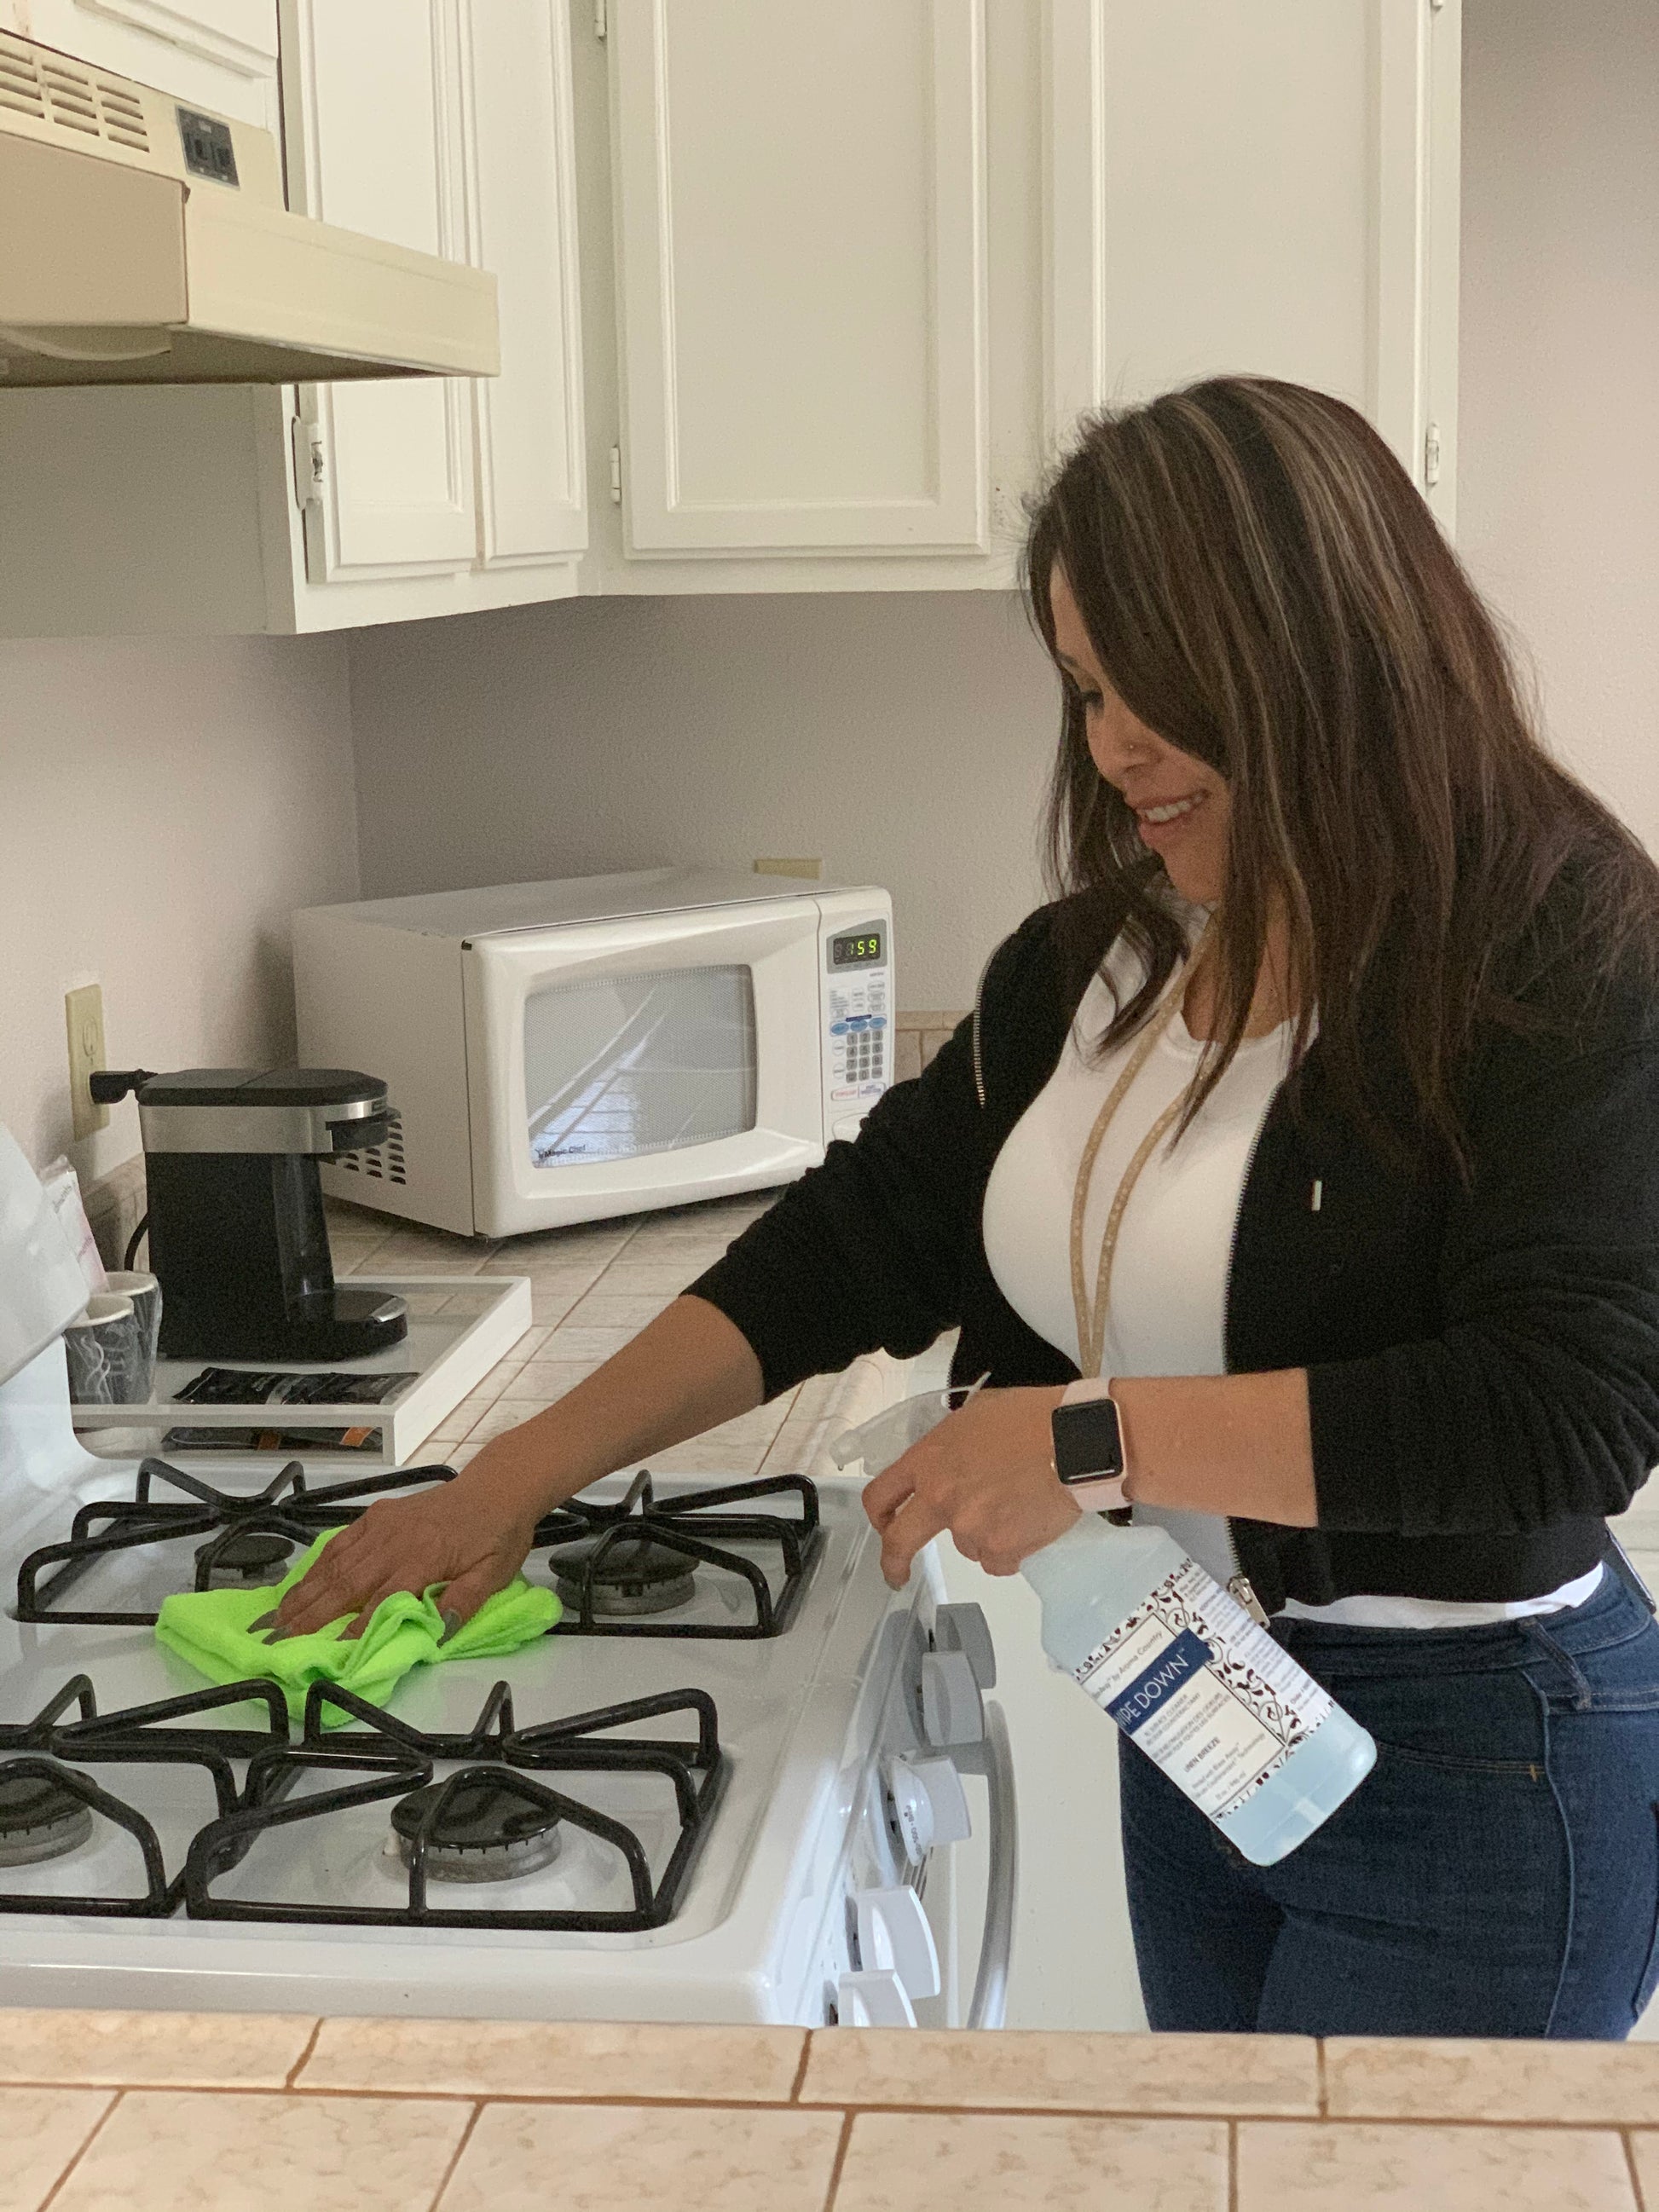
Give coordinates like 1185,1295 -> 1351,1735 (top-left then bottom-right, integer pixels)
185,1678 -> 725,1932
551,1531 -> 699,1618
14,1455 -> 458,1626
0,1674 -> 286,1917
390,1776 -> 564,1884
193,1528 -> 295,1585
0,1766 -> 95,1865
538,1470 -> 822,1640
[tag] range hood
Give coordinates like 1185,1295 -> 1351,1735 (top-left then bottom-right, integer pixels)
0,31 -> 498,388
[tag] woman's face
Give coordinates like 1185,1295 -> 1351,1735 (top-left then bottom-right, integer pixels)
1049,564 -> 1231,907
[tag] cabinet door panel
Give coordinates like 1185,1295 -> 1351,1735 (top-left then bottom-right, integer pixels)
464,0 -> 585,566
613,0 -> 987,556
1045,0 -> 1459,525
286,0 -> 476,578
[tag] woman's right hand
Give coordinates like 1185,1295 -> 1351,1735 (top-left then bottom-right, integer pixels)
265,1443 -> 543,1641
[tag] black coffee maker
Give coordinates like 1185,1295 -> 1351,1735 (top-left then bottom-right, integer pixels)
90,1066 -> 409,1362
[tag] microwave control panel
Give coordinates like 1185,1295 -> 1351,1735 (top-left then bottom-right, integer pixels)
822,916 -> 893,1144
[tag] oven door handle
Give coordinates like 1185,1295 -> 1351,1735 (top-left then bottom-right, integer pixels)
956,1696 -> 1016,2030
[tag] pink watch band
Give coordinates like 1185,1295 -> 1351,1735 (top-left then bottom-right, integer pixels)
1055,1377 -> 1129,1513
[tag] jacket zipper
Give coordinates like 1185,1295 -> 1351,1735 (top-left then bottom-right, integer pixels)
969,944 -> 996,1109
1220,1106 -> 1277,1627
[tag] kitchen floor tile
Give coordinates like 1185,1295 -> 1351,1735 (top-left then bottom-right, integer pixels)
801,2026 -> 1318,2117
50,2090 -> 470,2212
0,2088 -> 113,2212
1326,2036 -> 1659,2124
299,2019 -> 806,2101
830,2110 -> 1228,2212
436,2100 -> 841,2212
0,2008 -> 315,2090
1235,2121 -> 1639,2211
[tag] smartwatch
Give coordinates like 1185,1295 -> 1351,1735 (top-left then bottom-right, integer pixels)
1050,1377 -> 1130,1515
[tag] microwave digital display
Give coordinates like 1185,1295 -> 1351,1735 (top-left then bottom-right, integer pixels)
830,929 -> 884,969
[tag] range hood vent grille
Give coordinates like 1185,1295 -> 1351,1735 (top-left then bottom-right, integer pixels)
0,33 -> 150,154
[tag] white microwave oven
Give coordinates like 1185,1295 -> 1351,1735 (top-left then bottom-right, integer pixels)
292,869 -> 895,1239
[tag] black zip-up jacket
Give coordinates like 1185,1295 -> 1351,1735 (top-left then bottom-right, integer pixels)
690,891 -> 1659,1611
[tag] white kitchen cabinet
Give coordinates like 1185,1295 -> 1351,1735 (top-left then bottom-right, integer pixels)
1044,0 -> 1460,534
0,0 -> 587,633
578,0 -> 1460,595
0,0 -> 280,126
608,0 -> 988,562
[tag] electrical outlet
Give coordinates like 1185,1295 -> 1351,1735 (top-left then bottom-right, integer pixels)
754,857 -> 823,881
65,983 -> 109,1140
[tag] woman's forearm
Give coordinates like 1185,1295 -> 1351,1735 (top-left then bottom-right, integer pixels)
461,1293 -> 765,1525
1114,1368 -> 1318,1527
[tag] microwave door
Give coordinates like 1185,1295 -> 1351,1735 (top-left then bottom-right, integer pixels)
464,901 -> 831,1237
525,966 -> 758,1170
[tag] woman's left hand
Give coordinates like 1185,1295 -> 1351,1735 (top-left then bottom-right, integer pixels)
862,1385 -> 1079,1587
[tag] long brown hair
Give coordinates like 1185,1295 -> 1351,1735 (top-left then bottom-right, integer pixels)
1025,375 -> 1659,1162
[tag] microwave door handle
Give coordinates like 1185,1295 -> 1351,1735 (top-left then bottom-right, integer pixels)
955,1699 -> 1017,2030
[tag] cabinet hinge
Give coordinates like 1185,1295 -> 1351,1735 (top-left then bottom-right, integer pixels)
609,444 -> 623,504
1423,419 -> 1442,488
593,0 -> 606,38
291,414 -> 325,507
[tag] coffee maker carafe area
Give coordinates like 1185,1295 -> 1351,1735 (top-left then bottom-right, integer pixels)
90,1068 -> 408,1363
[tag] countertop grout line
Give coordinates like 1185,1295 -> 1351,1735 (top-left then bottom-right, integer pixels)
789,2033 -> 814,2103
1625,2127 -> 1648,2212
819,2107 -> 856,2212
424,2098 -> 483,2212
284,2017 -> 323,2088
1228,2117 -> 1239,2212
34,2084 -> 120,2212
1314,2037 -> 1327,2118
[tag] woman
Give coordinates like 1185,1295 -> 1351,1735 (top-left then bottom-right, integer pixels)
275,377 -> 1659,2040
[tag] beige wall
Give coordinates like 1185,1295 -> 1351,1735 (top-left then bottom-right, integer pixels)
0,638 -> 359,1179
1458,0 -> 1659,846
347,590 -> 1058,1013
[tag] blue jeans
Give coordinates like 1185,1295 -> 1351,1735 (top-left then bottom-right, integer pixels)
1119,1568 -> 1659,2036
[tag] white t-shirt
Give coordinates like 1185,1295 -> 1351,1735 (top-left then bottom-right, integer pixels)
982,946 -> 1601,1627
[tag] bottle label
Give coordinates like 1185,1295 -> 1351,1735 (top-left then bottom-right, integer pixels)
1072,1556 -> 1332,1822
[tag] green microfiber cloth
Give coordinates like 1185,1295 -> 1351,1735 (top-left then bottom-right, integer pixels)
154,1528 -> 561,1728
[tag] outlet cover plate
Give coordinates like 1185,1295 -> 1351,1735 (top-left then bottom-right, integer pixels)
65,984 -> 109,1140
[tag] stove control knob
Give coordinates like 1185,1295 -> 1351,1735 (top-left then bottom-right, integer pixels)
920,1649 -> 985,1748
936,1602 -> 997,1689
883,1754 -> 972,1865
855,1885 -> 941,2000
836,1967 -> 917,2027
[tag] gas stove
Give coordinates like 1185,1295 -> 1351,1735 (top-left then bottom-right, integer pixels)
0,1338 -> 1014,2026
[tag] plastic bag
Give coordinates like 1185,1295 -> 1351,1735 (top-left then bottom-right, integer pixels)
38,1156 -> 107,1296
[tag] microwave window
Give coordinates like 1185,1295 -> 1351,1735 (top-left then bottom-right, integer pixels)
524,965 -> 759,1168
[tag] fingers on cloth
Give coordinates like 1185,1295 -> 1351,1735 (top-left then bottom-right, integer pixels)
273,1528 -> 376,1634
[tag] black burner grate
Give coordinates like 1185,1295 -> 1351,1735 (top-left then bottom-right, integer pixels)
536,1470 -> 822,1639
183,1678 -> 725,1932
13,1457 -> 460,1626
0,1675 -> 289,1917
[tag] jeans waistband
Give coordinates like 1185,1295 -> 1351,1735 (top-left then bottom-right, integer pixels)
1271,1565 -> 1651,1678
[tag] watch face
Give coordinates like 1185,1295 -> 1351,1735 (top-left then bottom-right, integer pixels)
1052,1395 -> 1125,1484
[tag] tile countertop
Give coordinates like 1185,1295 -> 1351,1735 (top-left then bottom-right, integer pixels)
326,1187 -> 904,1481
3,2015 -> 1659,2212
